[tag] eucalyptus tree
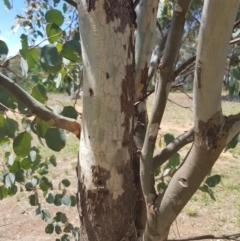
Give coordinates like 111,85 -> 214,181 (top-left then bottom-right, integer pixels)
1,0 -> 240,241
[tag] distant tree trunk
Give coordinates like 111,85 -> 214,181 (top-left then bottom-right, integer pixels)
76,1 -> 138,240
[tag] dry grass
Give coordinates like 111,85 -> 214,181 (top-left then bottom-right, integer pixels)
1,92 -> 240,240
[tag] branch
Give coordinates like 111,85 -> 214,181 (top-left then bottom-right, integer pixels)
0,72 -> 81,138
233,19 -> 240,30
141,0 -> 192,199
152,128 -> 194,170
230,37 -> 240,45
63,0 -> 77,8
174,55 -> 196,77
168,232 -> 240,241
226,113 -> 240,144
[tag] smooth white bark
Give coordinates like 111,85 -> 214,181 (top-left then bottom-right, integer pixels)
193,0 -> 240,125
78,0 -> 134,198
135,0 -> 159,100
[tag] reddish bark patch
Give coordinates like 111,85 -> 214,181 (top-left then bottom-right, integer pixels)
87,0 -> 97,12
88,88 -> 94,97
105,72 -> 110,79
78,163 -> 137,240
195,117 -> 228,153
103,0 -> 136,33
121,34 -> 135,147
91,165 -> 110,187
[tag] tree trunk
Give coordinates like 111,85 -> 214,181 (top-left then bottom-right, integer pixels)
142,1 -> 240,240
77,1 -> 138,240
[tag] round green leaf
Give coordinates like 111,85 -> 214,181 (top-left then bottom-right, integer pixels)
25,177 -> 38,191
169,153 -> 180,167
61,40 -> 81,62
0,137 -> 10,148
54,194 -> 63,206
60,213 -> 67,223
61,106 -> 78,119
45,9 -> 64,26
61,179 -> 70,187
46,192 -> 55,204
164,133 -> 175,145
4,173 -> 15,188
8,160 -> 20,173
31,84 -> 48,104
61,234 -> 71,241
40,176 -> 52,191
232,67 -> 240,80
55,224 -> 62,234
13,131 -> 31,157
62,195 -> 71,206
70,195 -> 76,207
8,184 -> 18,196
15,169 -> 25,182
46,23 -> 62,43
41,209 -> 51,222
40,44 -> 62,73
48,155 -> 57,167
206,174 -> 221,187
0,40 -> 8,57
54,212 -> 63,222
26,48 -> 39,69
20,158 -> 31,170
0,185 -> 8,200
45,224 -> 54,234
5,117 -> 18,138
29,192 -> 39,206
0,114 -> 6,127
45,128 -> 66,152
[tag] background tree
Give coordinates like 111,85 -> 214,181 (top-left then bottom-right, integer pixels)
1,0 -> 240,241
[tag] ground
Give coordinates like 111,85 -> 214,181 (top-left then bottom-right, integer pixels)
1,92 -> 240,240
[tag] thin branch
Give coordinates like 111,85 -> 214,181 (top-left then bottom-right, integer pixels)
168,232 -> 240,241
152,128 -> 194,170
63,0 -> 77,8
233,19 -> 240,29
168,98 -> 192,110
74,71 -> 83,107
230,37 -> 240,45
174,55 -> 196,77
175,88 -> 193,100
0,223 -> 12,228
0,72 -> 81,138
225,113 -> 240,144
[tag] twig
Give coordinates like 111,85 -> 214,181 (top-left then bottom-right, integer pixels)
74,71 -> 83,107
168,232 -> 240,241
175,88 -> 193,100
152,127 -> 194,170
168,98 -> 192,111
230,37 -> 240,45
0,223 -> 12,228
233,19 -> 240,30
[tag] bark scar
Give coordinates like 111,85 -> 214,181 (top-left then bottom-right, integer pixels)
196,60 -> 202,89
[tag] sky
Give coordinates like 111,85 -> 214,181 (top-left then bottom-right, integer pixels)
0,1 -> 25,56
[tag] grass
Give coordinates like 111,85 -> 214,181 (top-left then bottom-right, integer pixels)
184,206 -> 198,217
